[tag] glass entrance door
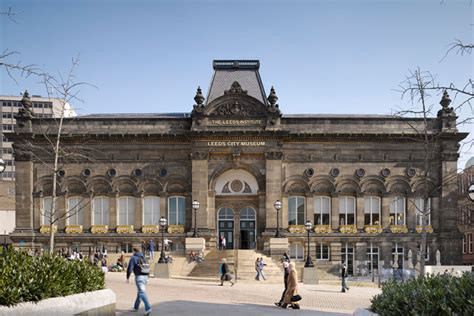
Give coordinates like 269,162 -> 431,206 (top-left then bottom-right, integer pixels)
218,207 -> 234,249
239,207 -> 256,249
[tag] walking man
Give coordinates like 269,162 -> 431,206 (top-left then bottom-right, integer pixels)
341,262 -> 350,293
127,247 -> 152,315
148,240 -> 155,261
275,261 -> 290,307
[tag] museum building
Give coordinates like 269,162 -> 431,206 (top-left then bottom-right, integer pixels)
9,60 -> 467,275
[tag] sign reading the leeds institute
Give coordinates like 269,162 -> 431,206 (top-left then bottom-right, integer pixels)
208,119 -> 264,126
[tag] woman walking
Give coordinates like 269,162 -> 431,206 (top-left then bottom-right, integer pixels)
280,262 -> 300,309
219,258 -> 234,286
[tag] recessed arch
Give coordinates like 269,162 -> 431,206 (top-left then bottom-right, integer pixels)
214,169 -> 259,196
283,176 -> 310,194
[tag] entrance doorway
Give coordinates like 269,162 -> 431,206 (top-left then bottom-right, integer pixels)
239,207 -> 256,249
218,207 -> 234,249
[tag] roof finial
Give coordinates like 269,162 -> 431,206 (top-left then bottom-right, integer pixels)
267,86 -> 278,107
440,90 -> 452,108
194,86 -> 205,106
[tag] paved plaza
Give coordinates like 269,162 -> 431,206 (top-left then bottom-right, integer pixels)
106,273 -> 381,315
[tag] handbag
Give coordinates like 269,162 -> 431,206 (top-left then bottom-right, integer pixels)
291,294 -> 302,302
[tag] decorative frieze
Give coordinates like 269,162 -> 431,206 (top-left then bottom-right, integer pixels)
167,225 -> 185,234
65,225 -> 83,234
116,225 -> 134,234
390,225 -> 408,234
314,225 -> 332,234
416,225 -> 433,233
339,225 -> 357,234
141,225 -> 160,233
91,225 -> 109,234
39,225 -> 57,234
364,225 -> 383,234
288,225 -> 306,234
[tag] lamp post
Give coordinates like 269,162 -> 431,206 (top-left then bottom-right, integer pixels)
468,183 -> 474,202
304,220 -> 314,267
192,200 -> 199,237
274,200 -> 282,238
158,216 -> 168,263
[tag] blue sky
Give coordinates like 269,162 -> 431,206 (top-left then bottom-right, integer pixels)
0,0 -> 472,166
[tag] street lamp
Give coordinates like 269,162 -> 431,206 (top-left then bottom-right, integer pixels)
0,159 -> 6,174
304,220 -> 314,267
192,200 -> 200,237
468,183 -> 474,202
274,200 -> 282,238
158,216 -> 168,263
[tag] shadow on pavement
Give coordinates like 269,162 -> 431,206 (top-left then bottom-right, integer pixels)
116,300 -> 350,316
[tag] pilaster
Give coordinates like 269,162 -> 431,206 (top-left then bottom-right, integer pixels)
191,154 -> 209,229
265,153 -> 282,229
356,196 -> 364,231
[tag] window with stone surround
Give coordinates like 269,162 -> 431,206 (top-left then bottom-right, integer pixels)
288,196 -> 305,226
92,197 -> 109,225
118,196 -> 135,225
143,196 -> 160,225
418,243 -> 430,261
314,196 -> 330,225
316,243 -> 329,260
364,196 -> 380,225
415,197 -> 431,226
392,243 -> 404,269
289,242 -> 304,261
67,197 -> 85,226
366,243 -> 379,273
168,196 -> 185,225
390,197 -> 406,225
41,197 -> 53,225
339,196 -> 355,225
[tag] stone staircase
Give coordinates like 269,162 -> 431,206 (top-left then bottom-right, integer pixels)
236,249 -> 283,283
188,249 -> 235,279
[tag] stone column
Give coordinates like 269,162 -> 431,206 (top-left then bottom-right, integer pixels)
83,194 -> 92,231
331,195 -> 339,232
159,192 -> 167,221
306,194 -> 314,222
191,152 -> 209,231
208,191 -> 216,231
406,197 -> 416,233
356,195 -> 365,231
32,191 -> 42,230
57,196 -> 66,230
265,152 -> 283,230
380,241 -> 393,269
109,193 -> 118,229
14,161 -> 34,232
134,192 -> 143,231
355,242 -> 367,275
381,195 -> 391,232
330,242 -> 342,264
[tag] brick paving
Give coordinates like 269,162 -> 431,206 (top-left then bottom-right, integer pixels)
107,272 -> 381,315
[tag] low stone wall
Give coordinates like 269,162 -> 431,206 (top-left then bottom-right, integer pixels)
0,289 -> 115,316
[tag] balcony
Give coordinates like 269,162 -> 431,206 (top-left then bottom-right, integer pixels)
314,225 -> 332,234
39,225 -> 57,234
116,225 -> 134,234
364,225 -> 382,234
288,225 -> 306,234
91,225 -> 108,234
65,225 -> 83,234
141,225 -> 160,233
339,225 -> 357,234
167,224 -> 185,234
416,225 -> 433,233
390,225 -> 408,234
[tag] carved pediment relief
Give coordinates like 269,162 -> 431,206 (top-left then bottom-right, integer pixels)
210,101 -> 266,116
224,81 -> 248,95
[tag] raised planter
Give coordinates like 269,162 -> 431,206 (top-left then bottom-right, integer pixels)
0,289 -> 115,316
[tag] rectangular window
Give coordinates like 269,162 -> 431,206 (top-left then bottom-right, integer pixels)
469,234 -> 473,254
390,197 -> 406,225
118,196 -> 135,225
67,197 -> 85,226
41,197 -> 53,225
93,197 -> 109,225
415,198 -> 431,226
288,196 -> 305,225
463,235 -> 467,254
339,196 -> 355,225
168,196 -> 185,225
419,244 -> 430,261
314,196 -> 330,225
316,244 -> 329,260
341,243 -> 354,275
143,196 -> 160,225
366,243 -> 379,273
364,196 -> 380,225
289,243 -> 304,260
392,243 -> 404,269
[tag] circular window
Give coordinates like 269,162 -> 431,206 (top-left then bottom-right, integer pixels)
355,168 -> 366,178
107,168 -> 117,177
132,168 -> 142,177
407,168 -> 416,177
330,168 -> 340,177
304,168 -> 314,177
381,168 -> 391,177
159,168 -> 167,177
81,168 -> 91,177
57,169 -> 66,177
231,180 -> 243,192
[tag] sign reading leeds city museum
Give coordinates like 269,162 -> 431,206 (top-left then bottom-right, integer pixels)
207,141 -> 266,147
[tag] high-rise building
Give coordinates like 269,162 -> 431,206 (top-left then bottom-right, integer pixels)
0,94 -> 76,241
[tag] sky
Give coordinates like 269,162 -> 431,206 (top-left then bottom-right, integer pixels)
0,0 -> 472,167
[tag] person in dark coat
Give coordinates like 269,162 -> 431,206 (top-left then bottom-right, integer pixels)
282,262 -> 300,309
275,261 -> 290,307
341,262 -> 350,292
219,258 -> 234,286
127,248 -> 152,315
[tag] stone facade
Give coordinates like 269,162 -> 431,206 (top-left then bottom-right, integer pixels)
8,60 -> 468,275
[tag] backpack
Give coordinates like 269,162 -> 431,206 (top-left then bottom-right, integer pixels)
138,256 -> 150,275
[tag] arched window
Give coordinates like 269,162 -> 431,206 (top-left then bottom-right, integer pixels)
415,197 -> 431,226
92,197 -> 109,225
289,242 -> 304,261
143,196 -> 160,225
390,197 -> 406,225
168,196 -> 185,225
240,207 -> 256,220
314,196 -> 331,225
118,196 -> 135,225
339,196 -> 355,225
289,196 -> 305,225
67,197 -> 86,226
364,196 -> 380,225
41,196 -> 53,225
218,207 -> 234,220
